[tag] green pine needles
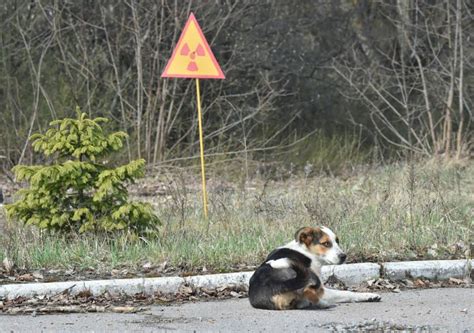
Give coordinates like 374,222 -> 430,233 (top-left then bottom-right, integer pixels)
6,109 -> 160,234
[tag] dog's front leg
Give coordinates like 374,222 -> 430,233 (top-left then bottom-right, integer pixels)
321,288 -> 381,304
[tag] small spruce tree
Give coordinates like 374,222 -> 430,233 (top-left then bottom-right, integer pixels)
6,109 -> 160,234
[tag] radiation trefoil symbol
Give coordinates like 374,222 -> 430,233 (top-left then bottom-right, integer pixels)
180,43 -> 205,71
161,13 -> 225,79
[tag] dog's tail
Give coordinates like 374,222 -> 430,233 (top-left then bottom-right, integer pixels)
249,262 -> 320,310
280,264 -> 321,292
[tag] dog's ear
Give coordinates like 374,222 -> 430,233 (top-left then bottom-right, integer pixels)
295,227 -> 323,247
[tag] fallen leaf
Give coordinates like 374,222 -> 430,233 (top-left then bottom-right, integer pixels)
414,279 -> 425,287
201,287 -> 216,296
385,282 -> 395,289
25,298 -> 40,305
17,273 -> 34,282
110,306 -> 146,313
133,292 -> 148,301
178,285 -> 193,295
448,277 -> 464,285
76,290 -> 93,298
217,285 -> 231,292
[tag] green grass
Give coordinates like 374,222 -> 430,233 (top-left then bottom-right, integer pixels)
1,160 -> 472,275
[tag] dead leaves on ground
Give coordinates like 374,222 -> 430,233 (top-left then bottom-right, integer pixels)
324,273 -> 472,294
0,277 -> 471,316
1,254 -> 470,316
0,283 -> 248,315
0,289 -> 150,315
175,283 -> 247,302
358,276 -> 472,293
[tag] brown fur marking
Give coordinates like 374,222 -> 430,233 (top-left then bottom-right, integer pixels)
303,285 -> 325,304
297,227 -> 333,256
272,292 -> 297,310
312,233 -> 331,255
295,227 -> 323,248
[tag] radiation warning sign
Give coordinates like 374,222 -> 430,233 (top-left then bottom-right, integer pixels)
161,12 -> 225,218
161,13 -> 225,79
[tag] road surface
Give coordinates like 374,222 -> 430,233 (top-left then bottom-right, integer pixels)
1,288 -> 472,332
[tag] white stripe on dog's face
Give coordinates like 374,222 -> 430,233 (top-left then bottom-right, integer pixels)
320,226 -> 346,265
266,258 -> 291,269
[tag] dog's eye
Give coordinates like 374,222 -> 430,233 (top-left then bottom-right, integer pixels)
321,241 -> 331,247
336,237 -> 340,244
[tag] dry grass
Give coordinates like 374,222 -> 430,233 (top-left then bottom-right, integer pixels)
1,160 -> 472,274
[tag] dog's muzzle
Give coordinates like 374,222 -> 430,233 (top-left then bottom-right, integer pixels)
338,253 -> 347,264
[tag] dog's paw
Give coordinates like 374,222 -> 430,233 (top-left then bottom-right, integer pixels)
365,293 -> 382,302
354,292 -> 381,302
315,299 -> 334,309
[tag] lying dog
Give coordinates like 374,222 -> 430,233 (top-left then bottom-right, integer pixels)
249,226 -> 381,310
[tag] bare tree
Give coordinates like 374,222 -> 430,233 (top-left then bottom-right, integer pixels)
0,0 -> 289,167
333,0 -> 472,158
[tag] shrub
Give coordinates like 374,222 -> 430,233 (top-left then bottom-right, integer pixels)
6,109 -> 160,234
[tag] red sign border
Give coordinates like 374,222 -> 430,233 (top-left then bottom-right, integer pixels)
161,12 -> 225,79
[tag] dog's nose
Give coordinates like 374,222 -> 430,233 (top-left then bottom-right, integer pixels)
338,253 -> 347,263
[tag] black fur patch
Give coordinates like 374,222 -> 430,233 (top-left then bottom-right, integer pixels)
249,247 -> 321,310
264,248 -> 312,267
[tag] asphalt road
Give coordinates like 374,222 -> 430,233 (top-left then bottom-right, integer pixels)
1,288 -> 472,332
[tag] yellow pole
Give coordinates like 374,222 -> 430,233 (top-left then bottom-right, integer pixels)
195,78 -> 208,218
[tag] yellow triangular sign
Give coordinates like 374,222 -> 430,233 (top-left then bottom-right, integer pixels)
161,13 -> 225,79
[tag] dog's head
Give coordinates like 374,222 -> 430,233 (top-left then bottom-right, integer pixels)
295,226 -> 346,265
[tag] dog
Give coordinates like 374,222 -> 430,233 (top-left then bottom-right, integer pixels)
248,226 -> 381,310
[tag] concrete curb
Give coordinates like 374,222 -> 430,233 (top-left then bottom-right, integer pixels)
0,260 -> 471,299
382,259 -> 470,281
321,263 -> 380,286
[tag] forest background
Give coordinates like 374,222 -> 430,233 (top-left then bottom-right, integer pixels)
0,0 -> 471,169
